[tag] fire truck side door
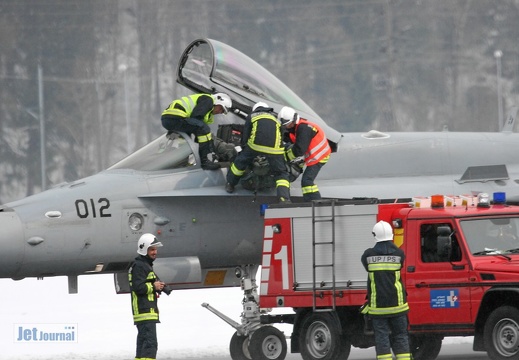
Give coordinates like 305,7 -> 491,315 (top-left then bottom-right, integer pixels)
404,221 -> 473,330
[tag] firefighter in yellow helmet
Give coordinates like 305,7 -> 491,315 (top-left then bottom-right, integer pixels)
161,93 -> 232,170
361,221 -> 411,360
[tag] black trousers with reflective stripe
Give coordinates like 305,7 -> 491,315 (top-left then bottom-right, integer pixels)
227,146 -> 290,200
161,115 -> 214,160
371,314 -> 409,357
301,162 -> 324,201
136,322 -> 158,359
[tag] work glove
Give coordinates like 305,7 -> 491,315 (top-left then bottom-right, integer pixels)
290,156 -> 305,168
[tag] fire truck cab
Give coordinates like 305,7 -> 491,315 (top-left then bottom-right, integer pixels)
204,193 -> 519,360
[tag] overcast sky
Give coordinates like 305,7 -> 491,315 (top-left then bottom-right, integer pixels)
1,274 -> 249,360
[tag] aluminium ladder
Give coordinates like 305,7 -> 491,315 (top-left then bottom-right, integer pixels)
311,198 -> 337,311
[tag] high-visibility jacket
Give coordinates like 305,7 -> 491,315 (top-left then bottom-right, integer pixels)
360,241 -> 409,317
243,109 -> 284,155
286,119 -> 331,166
129,255 -> 160,324
161,93 -> 215,124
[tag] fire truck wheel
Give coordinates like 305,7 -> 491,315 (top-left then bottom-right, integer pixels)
230,331 -> 252,360
248,326 -> 287,360
409,335 -> 442,360
299,312 -> 344,360
484,305 -> 519,360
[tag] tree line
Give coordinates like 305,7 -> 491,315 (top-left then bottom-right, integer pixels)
1,0 -> 518,203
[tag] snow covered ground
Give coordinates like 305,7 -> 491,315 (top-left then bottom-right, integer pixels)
0,274 -> 473,360
1,274 -> 242,359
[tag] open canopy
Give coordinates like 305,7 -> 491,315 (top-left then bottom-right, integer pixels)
176,38 -> 342,147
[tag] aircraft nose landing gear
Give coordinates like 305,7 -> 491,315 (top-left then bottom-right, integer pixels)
202,265 -> 288,360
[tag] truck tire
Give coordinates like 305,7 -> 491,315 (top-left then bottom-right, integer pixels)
409,335 -> 442,360
248,326 -> 287,360
484,306 -> 519,360
299,312 -> 345,360
230,331 -> 252,360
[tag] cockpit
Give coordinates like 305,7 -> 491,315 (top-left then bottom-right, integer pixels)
177,38 -> 341,150
109,37 -> 343,173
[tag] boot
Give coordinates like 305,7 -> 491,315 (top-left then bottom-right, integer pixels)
202,161 -> 220,170
225,183 -> 235,193
277,185 -> 291,204
200,141 -> 220,170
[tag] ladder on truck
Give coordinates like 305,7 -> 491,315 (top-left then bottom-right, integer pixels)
311,198 -> 337,311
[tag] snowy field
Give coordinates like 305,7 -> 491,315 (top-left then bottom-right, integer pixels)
1,274 -> 472,360
1,274 -> 242,359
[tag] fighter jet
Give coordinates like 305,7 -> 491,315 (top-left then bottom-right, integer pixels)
1,37 -> 519,296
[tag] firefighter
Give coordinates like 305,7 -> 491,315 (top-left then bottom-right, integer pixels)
277,106 -> 331,201
361,221 -> 411,360
129,233 -> 170,360
161,93 -> 232,170
225,102 -> 291,203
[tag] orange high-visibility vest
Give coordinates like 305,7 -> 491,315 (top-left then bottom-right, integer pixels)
289,119 -> 331,166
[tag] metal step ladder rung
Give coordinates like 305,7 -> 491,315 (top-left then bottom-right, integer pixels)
311,199 -> 338,312
313,308 -> 334,313
314,218 -> 334,223
314,241 -> 334,245
314,264 -> 334,268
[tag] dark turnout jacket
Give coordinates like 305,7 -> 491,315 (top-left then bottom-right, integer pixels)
129,255 -> 160,324
361,241 -> 409,317
241,106 -> 284,155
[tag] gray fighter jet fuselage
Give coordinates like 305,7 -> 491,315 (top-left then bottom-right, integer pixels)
0,132 -> 275,291
1,38 -> 519,294
2,128 -> 519,293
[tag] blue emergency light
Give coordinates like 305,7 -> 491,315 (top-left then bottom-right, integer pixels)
493,192 -> 506,204
260,203 -> 269,216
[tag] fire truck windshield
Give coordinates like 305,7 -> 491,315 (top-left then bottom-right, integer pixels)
460,217 -> 519,256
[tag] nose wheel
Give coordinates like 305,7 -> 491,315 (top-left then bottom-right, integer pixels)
229,327 -> 287,360
230,332 -> 252,360
248,326 -> 287,360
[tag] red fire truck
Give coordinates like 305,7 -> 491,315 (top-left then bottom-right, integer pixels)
205,194 -> 519,360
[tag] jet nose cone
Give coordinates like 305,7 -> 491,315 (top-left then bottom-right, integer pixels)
0,210 -> 24,278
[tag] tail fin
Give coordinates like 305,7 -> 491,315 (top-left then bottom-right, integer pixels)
502,106 -> 518,132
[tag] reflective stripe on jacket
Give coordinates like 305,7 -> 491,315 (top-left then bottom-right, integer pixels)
360,242 -> 409,317
287,119 -> 331,166
246,111 -> 284,155
129,255 -> 160,324
161,93 -> 214,124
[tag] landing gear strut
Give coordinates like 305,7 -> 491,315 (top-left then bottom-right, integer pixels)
202,264 -> 288,360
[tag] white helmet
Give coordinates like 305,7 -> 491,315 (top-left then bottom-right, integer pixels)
252,102 -> 269,112
212,93 -> 232,114
278,106 -> 300,126
137,233 -> 163,256
372,221 -> 393,242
